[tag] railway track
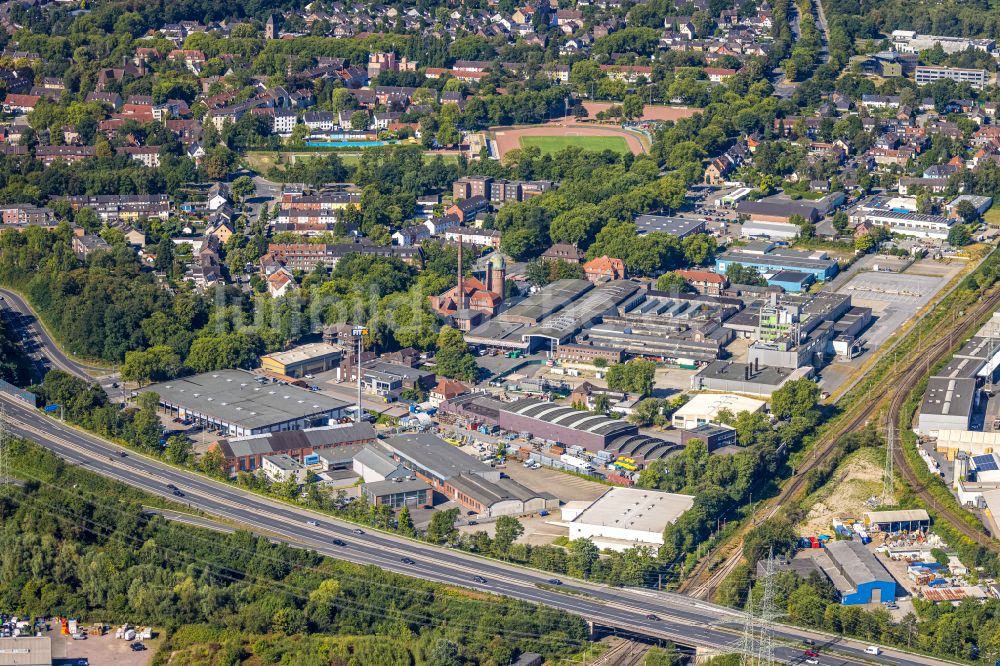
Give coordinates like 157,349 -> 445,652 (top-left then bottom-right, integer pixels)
886,330 -> 1000,552
681,282 -> 1000,599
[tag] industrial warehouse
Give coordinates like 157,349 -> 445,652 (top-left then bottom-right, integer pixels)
138,369 -> 354,437
466,277 -> 871,376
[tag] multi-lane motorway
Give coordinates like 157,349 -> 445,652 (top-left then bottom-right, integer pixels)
2,394 -> 957,666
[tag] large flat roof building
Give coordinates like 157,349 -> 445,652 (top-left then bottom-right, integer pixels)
915,65 -> 988,89
671,393 -> 766,429
562,487 -> 694,552
260,342 -> 344,378
633,214 -> 707,238
520,280 -> 643,350
377,433 -> 556,517
716,246 -> 838,282
691,360 -> 814,396
140,370 -> 353,438
0,637 -> 51,666
917,376 -> 978,436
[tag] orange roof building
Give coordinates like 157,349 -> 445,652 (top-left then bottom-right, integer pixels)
583,256 -> 626,283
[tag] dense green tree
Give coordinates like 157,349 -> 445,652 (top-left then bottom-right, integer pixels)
434,326 -> 478,382
655,272 -> 694,293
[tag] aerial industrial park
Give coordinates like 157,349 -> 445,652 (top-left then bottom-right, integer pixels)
4,0 -> 1000,661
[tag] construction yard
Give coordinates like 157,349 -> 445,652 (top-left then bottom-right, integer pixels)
799,448 -> 888,537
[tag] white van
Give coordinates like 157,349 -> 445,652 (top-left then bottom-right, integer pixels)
865,646 -> 880,655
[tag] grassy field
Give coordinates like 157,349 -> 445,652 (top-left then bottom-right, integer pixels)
246,150 -> 460,173
984,204 -> 1000,227
519,135 -> 630,155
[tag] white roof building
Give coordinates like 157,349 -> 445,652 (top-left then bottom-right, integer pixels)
561,487 -> 694,552
672,392 -> 767,430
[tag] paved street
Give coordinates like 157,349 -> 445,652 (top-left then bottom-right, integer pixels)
0,287 -> 122,400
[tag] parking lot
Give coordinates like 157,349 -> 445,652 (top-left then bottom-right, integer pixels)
51,630 -> 157,666
502,460 -> 609,503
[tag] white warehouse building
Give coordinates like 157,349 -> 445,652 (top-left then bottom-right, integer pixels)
561,487 -> 694,552
672,393 -> 767,430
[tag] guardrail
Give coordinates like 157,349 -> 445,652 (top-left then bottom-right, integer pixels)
0,378 -> 35,407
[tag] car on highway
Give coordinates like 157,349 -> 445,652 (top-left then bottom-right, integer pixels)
173,490 -> 184,497
803,650 -> 819,657
118,451 -> 127,457
473,575 -> 488,584
352,528 -> 364,535
166,484 -> 177,490
804,659 -> 818,665
400,557 -> 415,564
547,579 -> 562,585
645,614 -> 659,621
306,520 -> 318,526
332,539 -> 346,547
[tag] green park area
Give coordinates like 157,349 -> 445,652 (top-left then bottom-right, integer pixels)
518,135 -> 630,155
246,150 -> 460,174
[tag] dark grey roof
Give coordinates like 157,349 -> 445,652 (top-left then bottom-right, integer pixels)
920,376 -> 977,418
446,473 -> 553,507
634,214 -> 706,237
379,433 -> 491,480
140,370 -> 351,430
736,200 -> 819,219
497,279 -> 593,324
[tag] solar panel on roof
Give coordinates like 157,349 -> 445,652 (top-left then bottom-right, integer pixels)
972,454 -> 999,471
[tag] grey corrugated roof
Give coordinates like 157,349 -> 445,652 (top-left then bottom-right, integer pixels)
354,446 -> 404,477
379,433 -> 491,480
446,473 -> 552,507
364,477 -> 431,496
825,540 -> 893,589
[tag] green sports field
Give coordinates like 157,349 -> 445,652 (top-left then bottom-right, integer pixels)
519,135 -> 630,155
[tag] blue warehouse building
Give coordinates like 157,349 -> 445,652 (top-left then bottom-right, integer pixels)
825,540 -> 897,605
715,242 -> 838,283
766,270 -> 815,293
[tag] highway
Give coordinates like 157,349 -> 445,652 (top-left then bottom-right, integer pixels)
2,393 -> 959,666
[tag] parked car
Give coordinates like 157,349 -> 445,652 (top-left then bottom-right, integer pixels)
130,643 -> 146,652
71,632 -> 86,640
